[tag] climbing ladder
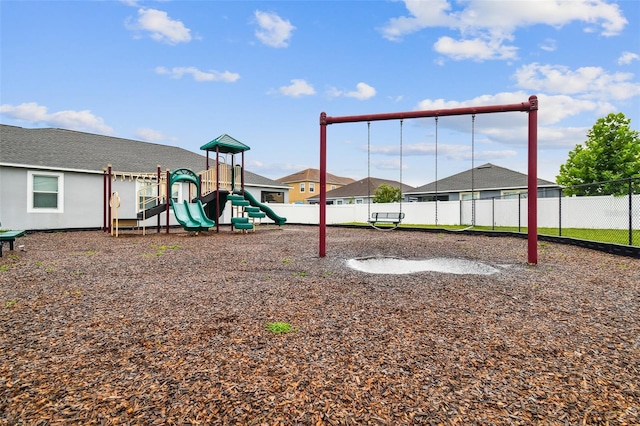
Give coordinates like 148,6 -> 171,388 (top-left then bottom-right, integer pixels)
228,193 -> 254,232
227,193 -> 267,232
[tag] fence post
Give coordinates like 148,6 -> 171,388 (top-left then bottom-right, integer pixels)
558,187 -> 562,237
472,197 -> 476,226
518,193 -> 522,232
492,197 -> 495,230
629,178 -> 633,246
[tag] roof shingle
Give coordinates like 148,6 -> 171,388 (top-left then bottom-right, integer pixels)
0,125 -> 285,188
407,163 -> 556,194
276,168 -> 355,185
310,177 -> 414,200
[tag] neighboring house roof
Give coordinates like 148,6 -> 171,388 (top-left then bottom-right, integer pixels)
276,168 -> 355,185
407,163 -> 557,194
308,177 -> 415,202
0,125 -> 287,189
200,133 -> 250,154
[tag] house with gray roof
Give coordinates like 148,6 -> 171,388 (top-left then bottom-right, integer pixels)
0,124 -> 289,230
405,163 -> 559,202
306,177 -> 415,205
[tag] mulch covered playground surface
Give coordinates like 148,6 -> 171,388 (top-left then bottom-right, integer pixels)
1,226 -> 639,424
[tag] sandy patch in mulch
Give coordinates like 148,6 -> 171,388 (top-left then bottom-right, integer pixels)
1,225 -> 639,425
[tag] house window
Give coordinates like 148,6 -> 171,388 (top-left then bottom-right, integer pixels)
423,195 -> 449,202
336,200 -> 343,205
501,190 -> 527,199
355,199 -> 363,204
300,183 -> 305,193
331,185 -> 336,190
460,192 -> 480,201
27,171 -> 64,213
309,183 -> 315,193
261,191 -> 284,203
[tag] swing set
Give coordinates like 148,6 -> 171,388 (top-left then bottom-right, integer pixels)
319,95 -> 539,264
365,120 -> 406,231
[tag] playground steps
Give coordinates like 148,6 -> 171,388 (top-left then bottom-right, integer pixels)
228,194 -> 250,207
231,217 -> 254,232
229,194 -> 254,231
233,189 -> 286,226
245,206 -> 266,219
228,193 -> 272,230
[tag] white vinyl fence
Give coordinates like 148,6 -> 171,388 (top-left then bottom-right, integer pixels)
265,194 -> 640,231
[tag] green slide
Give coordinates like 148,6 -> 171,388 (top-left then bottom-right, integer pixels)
171,200 -> 214,231
236,190 -> 286,226
186,200 -> 215,228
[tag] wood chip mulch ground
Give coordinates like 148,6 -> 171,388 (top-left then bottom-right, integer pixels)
1,225 -> 639,425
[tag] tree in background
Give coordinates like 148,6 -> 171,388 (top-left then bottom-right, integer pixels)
557,112 -> 640,196
373,184 -> 402,203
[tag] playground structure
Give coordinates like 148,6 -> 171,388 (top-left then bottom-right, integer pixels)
319,96 -> 539,264
103,134 -> 286,236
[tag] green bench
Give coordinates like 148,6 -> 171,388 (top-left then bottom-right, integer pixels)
0,229 -> 27,257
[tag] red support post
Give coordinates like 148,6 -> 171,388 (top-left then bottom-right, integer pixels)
319,113 -> 327,257
166,169 -> 170,233
241,151 -> 246,192
527,95 -> 539,264
103,168 -> 107,232
216,148 -> 220,233
157,165 -> 162,233
107,165 -> 112,234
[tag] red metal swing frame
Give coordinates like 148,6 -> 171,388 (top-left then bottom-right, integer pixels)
319,95 -> 539,264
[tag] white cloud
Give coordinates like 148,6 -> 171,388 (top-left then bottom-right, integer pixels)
411,92 -> 610,153
346,83 -> 377,100
327,82 -> 376,100
618,51 -> 640,65
276,79 -> 316,97
539,38 -> 557,52
417,91 -> 604,127
127,8 -> 192,45
0,102 -> 113,134
536,126 -> 591,148
514,63 -> 640,101
371,158 -> 408,171
433,36 -> 518,61
381,0 -> 627,61
254,11 -> 295,48
415,91 -> 531,112
380,0 -> 455,41
135,128 -> 168,142
155,66 -> 240,83
370,141 -> 517,162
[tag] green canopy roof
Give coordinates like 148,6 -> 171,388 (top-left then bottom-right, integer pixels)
200,134 -> 250,154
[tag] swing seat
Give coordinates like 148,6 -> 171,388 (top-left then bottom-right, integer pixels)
368,212 -> 405,226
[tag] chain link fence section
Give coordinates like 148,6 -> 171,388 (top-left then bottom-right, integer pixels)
478,177 -> 639,247
557,177 -> 639,246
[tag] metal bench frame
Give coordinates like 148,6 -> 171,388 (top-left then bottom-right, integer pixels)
0,230 -> 26,257
368,212 -> 404,231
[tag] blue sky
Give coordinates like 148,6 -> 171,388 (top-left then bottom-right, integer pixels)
1,0 -> 639,186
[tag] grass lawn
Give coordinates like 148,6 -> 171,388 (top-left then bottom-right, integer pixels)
344,223 -> 640,246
